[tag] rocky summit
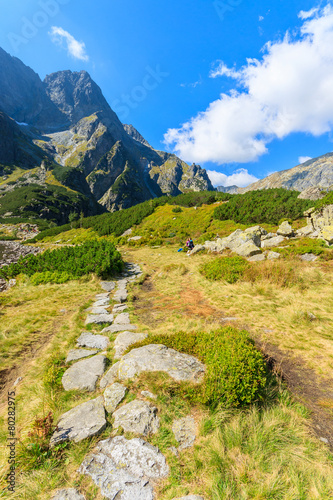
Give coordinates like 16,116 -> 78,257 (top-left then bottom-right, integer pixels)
0,47 -> 213,222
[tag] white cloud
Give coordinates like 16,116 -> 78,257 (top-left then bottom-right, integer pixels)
164,5 -> 333,165
49,26 -> 89,62
207,168 -> 259,187
298,7 -> 319,20
298,156 -> 312,164
259,15 -> 264,21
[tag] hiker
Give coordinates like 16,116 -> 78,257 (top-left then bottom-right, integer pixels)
186,238 -> 194,251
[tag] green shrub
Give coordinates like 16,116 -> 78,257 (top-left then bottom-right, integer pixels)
30,271 -> 74,285
0,239 -> 123,280
315,190 -> 333,210
131,328 -> 267,408
213,189 -> 313,225
200,256 -> 249,283
172,206 -> 183,213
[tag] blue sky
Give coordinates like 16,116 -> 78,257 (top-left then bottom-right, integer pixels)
1,0 -> 333,186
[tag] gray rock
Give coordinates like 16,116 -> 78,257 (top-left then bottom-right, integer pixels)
121,228 -> 133,237
95,292 -> 110,299
189,245 -> 206,255
117,278 -> 129,288
296,225 -> 315,237
66,349 -> 99,363
85,306 -> 108,315
113,400 -> 160,436
298,186 -> 325,200
277,221 -> 294,237
128,235 -> 142,241
93,298 -> 110,307
77,332 -> 110,350
85,313 -> 114,325
172,417 -> 196,450
78,436 -> 169,500
102,324 -> 137,334
234,241 -> 262,258
172,496 -> 205,500
261,235 -> 285,248
51,489 -> 86,500
100,344 -> 205,389
101,281 -> 116,292
113,290 -> 128,303
114,312 -> 131,325
300,253 -> 318,262
50,397 -> 106,447
62,355 -> 106,392
247,253 -> 266,262
261,232 -> 276,240
141,390 -> 157,400
114,331 -> 148,359
103,383 -> 127,413
266,251 -> 280,260
113,303 -> 128,313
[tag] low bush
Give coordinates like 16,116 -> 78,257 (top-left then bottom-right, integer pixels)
130,327 -> 267,408
0,239 -> 123,280
172,206 -> 183,213
30,271 -> 74,285
200,256 -> 249,283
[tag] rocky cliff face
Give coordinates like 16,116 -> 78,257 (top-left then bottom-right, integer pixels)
0,47 -> 213,218
240,153 -> 333,194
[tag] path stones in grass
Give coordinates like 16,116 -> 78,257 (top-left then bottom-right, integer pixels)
100,281 -> 116,292
85,313 -> 114,325
62,354 -> 106,392
103,383 -> 127,413
267,251 -> 280,260
78,436 -> 169,500
95,292 -> 110,299
114,331 -> 148,359
300,253 -> 318,262
102,324 -> 137,334
113,400 -> 160,436
172,416 -> 196,450
50,397 -> 106,447
51,489 -> 86,500
93,298 -> 110,307
112,303 -> 128,313
100,344 -> 205,388
85,306 -> 108,315
66,349 -> 99,363
114,312 -> 131,325
77,332 -> 109,350
113,289 -> 128,303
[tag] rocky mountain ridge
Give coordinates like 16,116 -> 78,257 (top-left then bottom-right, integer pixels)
0,47 -> 213,221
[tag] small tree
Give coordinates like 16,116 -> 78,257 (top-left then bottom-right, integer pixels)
68,211 -> 78,229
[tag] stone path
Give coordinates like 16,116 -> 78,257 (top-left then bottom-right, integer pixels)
50,261 -> 205,500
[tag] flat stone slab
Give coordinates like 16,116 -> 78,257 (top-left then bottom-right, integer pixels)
77,332 -> 110,350
267,251 -> 280,260
62,355 -> 106,392
114,331 -> 148,359
94,298 -> 110,307
100,344 -> 205,389
95,292 -> 110,299
100,281 -> 116,292
247,254 -> 266,262
113,400 -> 160,436
85,313 -> 114,325
66,349 -> 99,363
50,397 -> 106,447
113,303 -> 128,313
172,416 -> 196,450
86,306 -> 109,315
141,390 -> 157,400
300,253 -> 318,262
103,383 -> 127,413
78,436 -> 169,500
261,235 -> 285,248
51,489 -> 86,500
114,312 -> 131,325
102,324 -> 137,334
113,290 -> 128,303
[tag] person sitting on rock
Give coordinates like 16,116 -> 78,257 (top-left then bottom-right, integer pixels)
186,238 -> 194,251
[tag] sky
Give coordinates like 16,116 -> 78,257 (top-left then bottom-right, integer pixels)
1,0 -> 333,187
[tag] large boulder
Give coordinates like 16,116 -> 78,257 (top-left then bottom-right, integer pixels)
100,344 -> 205,389
62,354 -> 106,392
234,241 -> 262,258
320,226 -> 333,244
113,400 -> 160,436
50,397 -> 106,447
78,436 -> 169,500
277,221 -> 294,237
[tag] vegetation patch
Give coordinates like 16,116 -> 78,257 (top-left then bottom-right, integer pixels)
213,188 -> 313,225
129,327 -> 267,408
0,239 -> 123,280
200,256 -> 249,283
